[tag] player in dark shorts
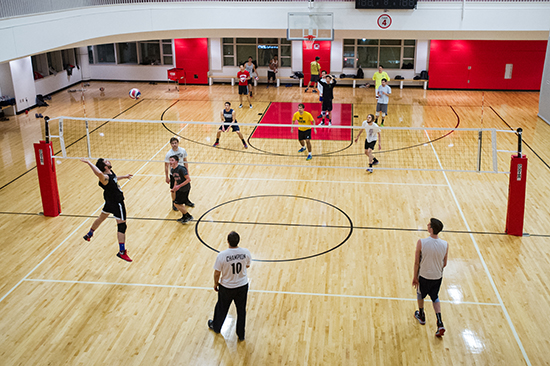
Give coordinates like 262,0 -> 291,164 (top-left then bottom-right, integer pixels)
317,75 -> 337,126
81,158 -> 133,262
237,64 -> 252,109
213,102 -> 248,149
169,155 -> 193,224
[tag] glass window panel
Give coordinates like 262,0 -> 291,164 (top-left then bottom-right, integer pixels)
96,44 -> 115,63
403,47 -> 415,59
343,57 -> 354,68
87,46 -> 94,64
379,47 -> 401,68
344,46 -> 355,58
117,43 -> 138,64
236,38 -> 256,44
162,43 -> 172,55
402,60 -> 414,69
280,38 -> 291,44
223,56 -> 234,66
223,38 -> 234,44
223,45 -> 234,56
162,39 -> 171,43
280,57 -> 291,67
236,45 -> 256,65
280,45 -> 291,57
258,47 -> 278,67
380,39 -> 401,45
358,39 -> 378,46
163,56 -> 173,65
258,38 -> 277,44
357,47 -> 378,69
139,42 -> 161,65
404,40 -> 416,46
343,39 -> 355,45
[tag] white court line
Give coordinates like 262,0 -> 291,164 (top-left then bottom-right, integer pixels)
0,126 -> 188,304
22,278 -> 500,307
425,130 -> 531,366
133,174 -> 449,187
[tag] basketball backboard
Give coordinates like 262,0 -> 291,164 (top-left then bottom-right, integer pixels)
287,12 -> 334,41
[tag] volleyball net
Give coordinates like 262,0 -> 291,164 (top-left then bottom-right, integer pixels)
44,116 -> 520,173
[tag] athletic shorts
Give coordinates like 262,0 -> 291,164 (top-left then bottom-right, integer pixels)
310,74 -> 320,83
238,85 -> 249,95
268,71 -> 276,80
376,103 -> 388,114
365,140 -> 377,150
322,99 -> 333,112
174,187 -> 191,205
219,123 -> 240,132
418,276 -> 443,301
170,174 -> 175,189
103,200 -> 126,220
298,129 -> 312,140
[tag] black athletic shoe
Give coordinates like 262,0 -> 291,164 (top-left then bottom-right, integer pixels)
250,91 -> 253,98
83,234 -> 92,242
317,114 -> 323,119
172,203 -> 177,211
208,319 -> 219,333
238,336 -> 245,342
186,201 -> 195,208
414,310 -> 426,325
372,158 -> 379,165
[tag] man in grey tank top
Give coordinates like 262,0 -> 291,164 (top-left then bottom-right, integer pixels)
412,218 -> 449,337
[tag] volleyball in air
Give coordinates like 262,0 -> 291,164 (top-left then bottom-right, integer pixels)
129,88 -> 141,100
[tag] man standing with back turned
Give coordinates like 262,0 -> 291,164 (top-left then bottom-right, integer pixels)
412,218 -> 449,337
208,231 -> 252,341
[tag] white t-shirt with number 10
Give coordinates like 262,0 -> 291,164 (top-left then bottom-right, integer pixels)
214,247 -> 252,288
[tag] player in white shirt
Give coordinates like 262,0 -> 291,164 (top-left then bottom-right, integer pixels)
208,231 -> 252,341
354,114 -> 381,173
164,137 -> 194,210
412,218 -> 449,337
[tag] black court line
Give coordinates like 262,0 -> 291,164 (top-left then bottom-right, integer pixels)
490,106 -> 550,172
0,99 -> 145,192
2,211 -> 549,237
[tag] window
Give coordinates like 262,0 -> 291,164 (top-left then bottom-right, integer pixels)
162,40 -> 173,66
117,43 -> 138,64
223,38 -> 292,67
96,44 -> 116,63
87,46 -> 94,64
343,39 -> 416,69
139,41 -> 161,65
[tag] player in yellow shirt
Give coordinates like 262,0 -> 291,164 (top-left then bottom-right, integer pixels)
291,103 -> 316,161
305,57 -> 321,93
372,65 -> 390,97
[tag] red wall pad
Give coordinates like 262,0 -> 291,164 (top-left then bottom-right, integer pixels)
174,38 -> 209,85
34,141 -> 61,217
505,155 -> 528,236
302,41 -> 331,85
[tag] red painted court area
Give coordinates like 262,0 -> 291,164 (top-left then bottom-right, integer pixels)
251,102 -> 352,141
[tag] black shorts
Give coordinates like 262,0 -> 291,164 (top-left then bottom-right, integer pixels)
219,123 -> 240,132
174,187 -> 191,205
298,129 -> 312,140
364,140 -> 377,150
170,174 -> 175,189
268,71 -> 276,80
238,85 -> 249,95
103,200 -> 126,220
322,99 -> 333,112
418,276 -> 442,301
310,74 -> 320,83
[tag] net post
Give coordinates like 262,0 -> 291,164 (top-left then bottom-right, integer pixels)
477,129 -> 482,172
491,129 -> 498,173
516,128 -> 523,157
44,116 -> 50,143
85,120 -> 92,158
59,118 -> 67,158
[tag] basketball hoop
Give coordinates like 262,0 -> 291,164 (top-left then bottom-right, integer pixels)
304,35 -> 316,50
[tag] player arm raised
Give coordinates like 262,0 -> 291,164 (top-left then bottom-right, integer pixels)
117,174 -> 133,180
81,158 -> 108,186
412,239 -> 422,289
213,269 -> 221,291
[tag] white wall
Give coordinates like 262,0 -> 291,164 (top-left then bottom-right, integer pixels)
209,38 -> 222,72
35,69 -> 83,96
88,64 -> 172,81
0,62 -> 15,97
539,36 -> 550,125
9,57 -> 36,113
1,2 -> 549,64
331,40 -> 343,73
415,40 -> 429,74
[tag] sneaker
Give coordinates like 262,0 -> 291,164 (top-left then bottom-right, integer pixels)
318,121 -> 325,126
317,114 -> 323,119
238,336 -> 245,342
185,213 -> 194,221
83,234 -> 92,242
244,143 -> 248,149
312,90 -> 317,93
306,154 -> 312,161
328,121 -> 332,126
298,147 -> 306,153
213,142 -> 219,147
305,88 -> 309,92
176,217 -> 185,223
117,250 -> 133,262
208,319 -> 219,333
186,202 -> 195,208
414,311 -> 426,325
172,203 -> 178,211
380,122 -> 384,126
249,104 -> 253,109
435,326 -> 446,337
239,104 -> 243,108
250,91 -> 253,98
372,158 -> 379,165
367,168 -> 373,173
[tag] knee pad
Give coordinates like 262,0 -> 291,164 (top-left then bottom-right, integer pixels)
117,222 -> 127,234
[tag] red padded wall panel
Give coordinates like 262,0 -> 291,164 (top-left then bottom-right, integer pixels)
174,38 -> 209,85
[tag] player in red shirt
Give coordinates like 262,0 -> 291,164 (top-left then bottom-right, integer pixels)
237,64 -> 252,109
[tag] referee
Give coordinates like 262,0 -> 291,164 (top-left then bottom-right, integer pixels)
208,231 -> 251,341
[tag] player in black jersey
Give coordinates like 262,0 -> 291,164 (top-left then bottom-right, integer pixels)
81,158 -> 133,262
213,102 -> 248,148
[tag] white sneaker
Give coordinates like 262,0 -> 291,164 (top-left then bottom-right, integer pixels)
249,105 -> 253,109
239,104 -> 243,108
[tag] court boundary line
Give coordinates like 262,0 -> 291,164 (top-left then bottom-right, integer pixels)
426,130 -> 532,366
21,278 -> 500,307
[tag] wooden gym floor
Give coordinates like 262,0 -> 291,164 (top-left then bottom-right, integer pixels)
1,81 -> 550,365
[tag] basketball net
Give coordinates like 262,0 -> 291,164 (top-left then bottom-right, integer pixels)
304,35 -> 316,50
